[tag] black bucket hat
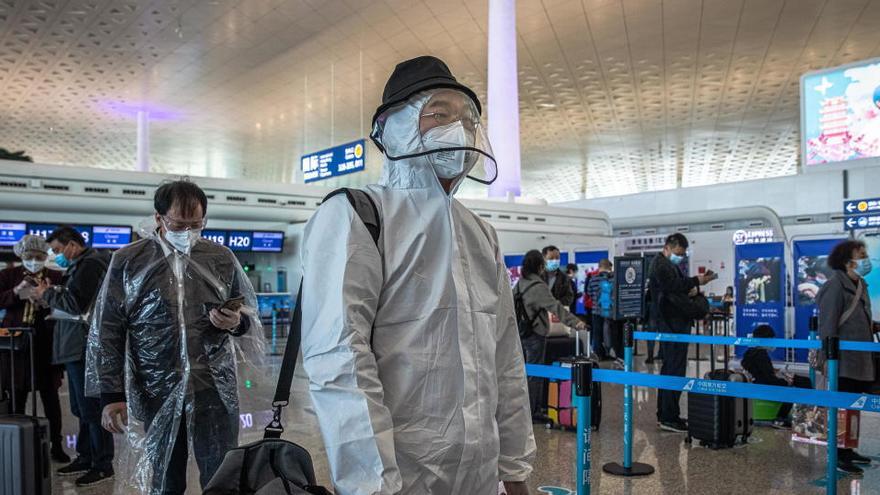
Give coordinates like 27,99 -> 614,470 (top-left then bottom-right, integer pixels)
370,56 -> 481,134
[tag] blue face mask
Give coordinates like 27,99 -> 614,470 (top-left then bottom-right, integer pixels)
855,258 -> 873,277
669,253 -> 684,265
54,253 -> 70,268
546,259 -> 560,272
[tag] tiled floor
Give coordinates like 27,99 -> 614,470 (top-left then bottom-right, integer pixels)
45,345 -> 879,494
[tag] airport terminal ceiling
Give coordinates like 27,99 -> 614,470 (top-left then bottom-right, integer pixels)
1,0 -> 879,202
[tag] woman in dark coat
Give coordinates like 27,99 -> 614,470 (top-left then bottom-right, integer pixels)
0,235 -> 69,462
816,239 -> 876,475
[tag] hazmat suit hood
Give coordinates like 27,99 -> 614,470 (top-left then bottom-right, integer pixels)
86,216 -> 267,493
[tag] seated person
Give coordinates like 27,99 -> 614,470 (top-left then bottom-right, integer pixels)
741,324 -> 811,428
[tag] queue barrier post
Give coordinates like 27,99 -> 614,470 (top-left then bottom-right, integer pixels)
809,315 -> 819,387
572,358 -> 593,495
602,322 -> 655,477
825,336 -> 840,495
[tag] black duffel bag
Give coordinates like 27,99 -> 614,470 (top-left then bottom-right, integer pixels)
203,290 -> 332,495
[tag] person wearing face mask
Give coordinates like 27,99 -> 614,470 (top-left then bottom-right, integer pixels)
29,225 -> 114,485
0,235 -> 69,462
816,239 -> 877,474
301,56 -> 536,495
648,233 -> 716,433
86,179 -> 262,494
542,246 -> 575,307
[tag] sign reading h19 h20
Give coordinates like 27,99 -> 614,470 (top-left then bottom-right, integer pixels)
301,139 -> 366,184
843,197 -> 880,230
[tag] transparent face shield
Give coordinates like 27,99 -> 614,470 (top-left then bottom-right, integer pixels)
371,89 -> 498,185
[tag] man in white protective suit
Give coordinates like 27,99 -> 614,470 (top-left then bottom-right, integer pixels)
301,56 -> 536,495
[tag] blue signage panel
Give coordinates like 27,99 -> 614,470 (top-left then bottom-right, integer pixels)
201,230 -> 227,246
0,222 -> 27,247
844,214 -> 880,231
301,139 -> 366,184
92,226 -> 132,249
574,250 -> 609,315
252,232 -> 284,252
735,242 -> 786,360
28,224 -> 92,246
227,231 -> 253,252
843,198 -> 880,215
792,239 -> 844,363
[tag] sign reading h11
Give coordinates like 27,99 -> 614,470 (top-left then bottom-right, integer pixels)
301,140 -> 365,184
614,256 -> 645,321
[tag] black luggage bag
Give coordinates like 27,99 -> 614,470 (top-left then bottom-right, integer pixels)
0,327 -> 52,495
686,337 -> 753,449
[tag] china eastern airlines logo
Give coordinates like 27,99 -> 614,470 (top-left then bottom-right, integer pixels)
683,380 -> 696,391
850,396 -> 868,409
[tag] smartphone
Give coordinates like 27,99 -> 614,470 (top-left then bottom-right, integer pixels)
220,295 -> 245,312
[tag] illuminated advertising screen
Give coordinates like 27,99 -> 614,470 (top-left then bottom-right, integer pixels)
802,58 -> 880,167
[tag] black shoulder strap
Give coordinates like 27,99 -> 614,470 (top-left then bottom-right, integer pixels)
265,188 -> 381,439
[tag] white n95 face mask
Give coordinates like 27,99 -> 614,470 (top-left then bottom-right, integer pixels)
164,229 -> 201,254
23,259 -> 45,273
421,121 -> 475,179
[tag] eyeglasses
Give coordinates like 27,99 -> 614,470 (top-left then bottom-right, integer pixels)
419,112 -> 477,132
162,215 -> 206,232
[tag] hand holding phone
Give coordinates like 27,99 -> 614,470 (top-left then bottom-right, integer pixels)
220,295 -> 245,312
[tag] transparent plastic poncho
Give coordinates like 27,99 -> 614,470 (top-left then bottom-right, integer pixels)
86,219 -> 267,493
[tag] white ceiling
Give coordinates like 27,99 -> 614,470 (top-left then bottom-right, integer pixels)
1,0 -> 878,201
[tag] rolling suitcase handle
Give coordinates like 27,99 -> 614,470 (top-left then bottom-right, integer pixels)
3,327 -> 37,417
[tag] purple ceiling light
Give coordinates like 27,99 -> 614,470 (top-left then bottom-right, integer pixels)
97,100 -> 185,121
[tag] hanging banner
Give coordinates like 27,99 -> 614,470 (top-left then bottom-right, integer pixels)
575,250 -> 609,315
792,239 -> 844,363
735,242 -> 786,360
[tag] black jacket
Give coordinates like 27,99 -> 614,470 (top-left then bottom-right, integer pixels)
545,269 -> 575,307
742,348 -> 787,387
648,254 -> 699,325
42,248 -> 110,364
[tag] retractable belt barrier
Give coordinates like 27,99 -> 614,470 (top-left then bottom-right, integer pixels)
525,329 -> 879,494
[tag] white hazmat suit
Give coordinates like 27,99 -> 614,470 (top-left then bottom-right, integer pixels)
301,88 -> 536,494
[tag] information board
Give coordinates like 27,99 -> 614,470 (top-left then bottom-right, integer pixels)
252,232 -> 284,252
0,222 -> 27,247
28,224 -> 93,246
301,139 -> 366,184
613,256 -> 645,321
92,226 -> 132,249
227,231 -> 253,252
844,214 -> 880,231
201,230 -> 227,246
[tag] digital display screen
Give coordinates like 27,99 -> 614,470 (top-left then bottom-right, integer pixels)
92,226 -> 131,249
201,230 -> 227,246
0,222 -> 27,247
802,58 -> 880,167
227,231 -> 253,252
27,224 -> 92,246
252,232 -> 284,252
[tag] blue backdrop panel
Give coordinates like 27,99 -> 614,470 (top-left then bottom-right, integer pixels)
792,239 -> 844,363
574,250 -> 609,314
735,242 -> 786,359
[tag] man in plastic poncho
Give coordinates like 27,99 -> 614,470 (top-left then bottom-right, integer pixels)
88,180 -> 262,494
301,56 -> 536,495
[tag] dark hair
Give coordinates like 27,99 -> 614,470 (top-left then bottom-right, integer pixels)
154,179 -> 208,217
725,286 -> 734,294
541,245 -> 560,256
665,233 -> 689,250
47,225 -> 85,247
828,240 -> 866,271
753,324 -> 775,339
599,258 -> 612,270
566,263 -> 578,272
522,250 -> 545,278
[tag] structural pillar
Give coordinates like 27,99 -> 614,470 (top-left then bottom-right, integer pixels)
487,0 -> 521,198
136,110 -> 150,172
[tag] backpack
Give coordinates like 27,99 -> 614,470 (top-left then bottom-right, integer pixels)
204,188 -> 379,495
514,281 -> 541,339
597,277 -> 613,318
